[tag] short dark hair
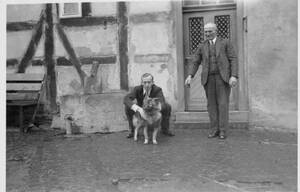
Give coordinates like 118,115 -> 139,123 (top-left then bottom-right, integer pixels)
141,73 -> 154,81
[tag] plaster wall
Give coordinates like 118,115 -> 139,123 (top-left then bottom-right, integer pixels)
7,31 -> 45,60
246,0 -> 297,130
7,4 -> 43,22
91,2 -> 117,16
128,1 -> 178,107
129,1 -> 171,14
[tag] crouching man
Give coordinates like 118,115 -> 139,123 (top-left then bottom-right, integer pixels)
123,73 -> 174,138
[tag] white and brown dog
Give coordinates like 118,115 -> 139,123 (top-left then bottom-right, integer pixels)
133,97 -> 162,144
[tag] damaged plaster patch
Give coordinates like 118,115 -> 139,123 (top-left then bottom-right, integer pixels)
129,12 -> 170,24
99,46 -> 114,55
69,79 -> 82,92
158,63 -> 167,73
167,56 -> 175,75
160,63 -> 167,69
131,23 -> 169,54
134,54 -> 170,63
75,46 -> 93,56
166,78 -> 173,93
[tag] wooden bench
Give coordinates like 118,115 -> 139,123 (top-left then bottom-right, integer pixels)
6,73 -> 45,132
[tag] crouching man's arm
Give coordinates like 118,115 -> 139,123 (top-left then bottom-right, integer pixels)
123,87 -> 146,118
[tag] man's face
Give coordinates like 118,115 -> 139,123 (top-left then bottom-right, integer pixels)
204,26 -> 217,40
141,76 -> 153,91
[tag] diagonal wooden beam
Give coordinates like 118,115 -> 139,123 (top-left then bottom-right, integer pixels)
56,23 -> 87,86
17,10 -> 45,73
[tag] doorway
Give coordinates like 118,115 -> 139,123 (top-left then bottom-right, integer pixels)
183,4 -> 238,111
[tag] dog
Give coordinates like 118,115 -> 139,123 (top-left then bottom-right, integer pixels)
132,97 -> 162,144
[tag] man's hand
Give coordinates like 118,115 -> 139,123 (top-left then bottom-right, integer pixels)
136,106 -> 147,120
229,76 -> 238,88
185,75 -> 193,87
131,104 -> 147,119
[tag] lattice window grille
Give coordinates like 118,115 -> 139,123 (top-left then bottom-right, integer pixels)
188,17 -> 204,54
215,15 -> 230,39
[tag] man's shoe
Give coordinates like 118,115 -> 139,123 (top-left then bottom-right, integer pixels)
219,131 -> 226,139
208,130 -> 220,138
127,133 -> 134,138
162,131 -> 175,136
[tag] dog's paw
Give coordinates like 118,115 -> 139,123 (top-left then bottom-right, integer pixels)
153,140 -> 158,145
134,137 -> 138,141
144,139 -> 149,144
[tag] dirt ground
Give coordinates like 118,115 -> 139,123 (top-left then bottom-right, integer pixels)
6,125 -> 297,192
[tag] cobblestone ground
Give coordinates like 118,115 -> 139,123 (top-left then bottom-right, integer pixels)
6,126 -> 297,192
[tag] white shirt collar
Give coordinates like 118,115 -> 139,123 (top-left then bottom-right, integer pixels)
212,37 -> 217,44
143,88 -> 151,95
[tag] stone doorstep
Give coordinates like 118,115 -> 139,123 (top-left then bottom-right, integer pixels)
175,111 -> 249,122
174,122 -> 249,129
174,111 -> 249,129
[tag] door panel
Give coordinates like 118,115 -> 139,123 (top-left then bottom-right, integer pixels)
183,9 -> 238,111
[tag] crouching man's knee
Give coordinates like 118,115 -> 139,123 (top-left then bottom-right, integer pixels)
161,102 -> 171,117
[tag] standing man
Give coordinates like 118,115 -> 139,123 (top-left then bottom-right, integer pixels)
124,73 -> 174,138
185,23 -> 238,139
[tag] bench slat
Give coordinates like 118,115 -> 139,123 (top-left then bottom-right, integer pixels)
7,83 -> 42,91
7,100 -> 37,106
7,92 -> 38,101
6,73 -> 44,82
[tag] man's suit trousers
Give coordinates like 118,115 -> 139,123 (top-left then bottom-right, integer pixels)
204,74 -> 231,132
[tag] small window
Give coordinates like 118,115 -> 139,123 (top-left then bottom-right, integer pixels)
59,3 -> 82,18
58,3 -> 91,19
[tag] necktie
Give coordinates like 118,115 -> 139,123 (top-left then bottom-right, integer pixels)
144,90 -> 150,98
210,40 -> 214,45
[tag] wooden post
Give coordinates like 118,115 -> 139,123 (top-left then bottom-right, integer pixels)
17,11 -> 44,73
118,2 -> 129,90
45,4 -> 57,112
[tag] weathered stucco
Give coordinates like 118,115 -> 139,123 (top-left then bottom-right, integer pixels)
59,92 -> 127,133
246,0 -> 297,130
7,31 -> 45,59
129,0 -> 171,14
55,24 -> 117,57
56,64 -> 120,97
130,22 -> 170,55
7,4 -> 42,22
91,2 -> 117,16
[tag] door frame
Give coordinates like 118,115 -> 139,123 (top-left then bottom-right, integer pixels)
173,0 -> 249,113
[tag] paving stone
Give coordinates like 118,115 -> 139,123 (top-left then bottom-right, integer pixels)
6,126 -> 297,192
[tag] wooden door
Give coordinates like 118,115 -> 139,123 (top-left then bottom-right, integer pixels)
183,8 -> 238,111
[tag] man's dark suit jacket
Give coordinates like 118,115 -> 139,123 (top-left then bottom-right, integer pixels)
188,38 -> 238,85
123,84 -> 165,109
